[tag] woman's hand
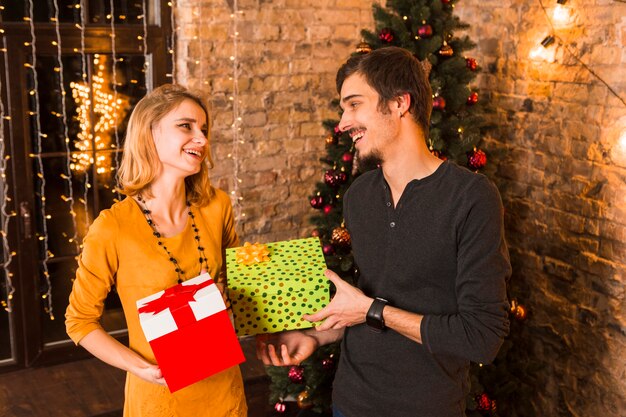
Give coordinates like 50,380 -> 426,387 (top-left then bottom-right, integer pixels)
256,330 -> 319,366
130,361 -> 167,386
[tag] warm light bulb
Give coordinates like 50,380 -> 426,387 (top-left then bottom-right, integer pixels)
553,4 -> 572,26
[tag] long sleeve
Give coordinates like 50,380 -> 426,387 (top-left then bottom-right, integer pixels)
421,177 -> 511,363
65,210 -> 119,345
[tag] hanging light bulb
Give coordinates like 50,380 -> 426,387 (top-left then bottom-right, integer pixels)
529,35 -> 556,61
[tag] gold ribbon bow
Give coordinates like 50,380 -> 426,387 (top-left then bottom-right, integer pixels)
235,242 -> 270,266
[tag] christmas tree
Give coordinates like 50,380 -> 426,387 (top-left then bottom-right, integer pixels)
267,0 -> 525,415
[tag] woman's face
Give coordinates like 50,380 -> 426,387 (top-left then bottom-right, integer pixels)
151,99 -> 209,178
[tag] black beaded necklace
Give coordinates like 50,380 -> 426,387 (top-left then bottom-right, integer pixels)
137,195 -> 209,283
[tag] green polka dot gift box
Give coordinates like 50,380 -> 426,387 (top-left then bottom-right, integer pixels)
226,237 -> 329,336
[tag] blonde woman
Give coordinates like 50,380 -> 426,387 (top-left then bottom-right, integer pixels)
66,84 -> 247,416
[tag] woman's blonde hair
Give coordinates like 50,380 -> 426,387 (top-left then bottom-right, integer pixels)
117,84 -> 214,206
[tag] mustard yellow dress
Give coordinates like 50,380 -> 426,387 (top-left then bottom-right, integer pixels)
65,189 -> 247,417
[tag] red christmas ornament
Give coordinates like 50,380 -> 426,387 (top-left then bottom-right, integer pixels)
310,195 -> 324,209
467,148 -> 487,170
441,0 -> 451,4
311,229 -> 321,237
323,204 -> 333,215
378,27 -> 394,43
433,96 -> 446,110
333,125 -> 341,135
336,171 -> 347,184
466,57 -> 478,71
417,25 -> 433,37
288,365 -> 305,384
467,92 -> 479,105
476,393 -> 492,412
342,152 -> 354,163
322,243 -> 335,255
274,401 -> 287,413
324,170 -> 339,187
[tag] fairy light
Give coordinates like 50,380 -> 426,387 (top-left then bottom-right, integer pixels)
109,0 -> 122,192
529,0 -> 626,107
0,30 -> 15,313
230,1 -> 245,221
27,0 -> 54,320
169,0 -> 176,80
141,0 -> 149,90
52,0 -> 79,251
78,0 -> 90,232
69,55 -> 128,179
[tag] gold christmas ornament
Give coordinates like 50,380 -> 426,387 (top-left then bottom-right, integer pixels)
438,42 -> 454,57
356,42 -> 372,54
331,226 -> 351,247
297,390 -> 313,409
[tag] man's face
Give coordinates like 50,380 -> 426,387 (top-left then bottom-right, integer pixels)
338,73 -> 398,169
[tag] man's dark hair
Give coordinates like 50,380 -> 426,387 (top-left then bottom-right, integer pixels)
336,46 -> 433,138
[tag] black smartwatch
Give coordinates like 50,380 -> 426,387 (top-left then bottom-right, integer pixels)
366,297 -> 388,332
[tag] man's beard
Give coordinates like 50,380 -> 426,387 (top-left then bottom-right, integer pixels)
355,148 -> 383,173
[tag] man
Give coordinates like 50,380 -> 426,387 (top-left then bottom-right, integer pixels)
257,46 -> 511,417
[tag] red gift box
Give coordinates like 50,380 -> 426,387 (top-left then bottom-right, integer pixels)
137,273 -> 245,392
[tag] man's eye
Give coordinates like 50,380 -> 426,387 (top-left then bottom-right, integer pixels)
350,102 -> 359,108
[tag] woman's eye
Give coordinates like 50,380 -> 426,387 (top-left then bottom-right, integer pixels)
179,123 -> 191,129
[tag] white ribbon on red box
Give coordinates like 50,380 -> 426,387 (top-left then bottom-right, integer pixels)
136,273 -> 226,342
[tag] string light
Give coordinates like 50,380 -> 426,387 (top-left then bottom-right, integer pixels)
69,56 -> 128,180
169,0 -> 176,80
0,28 -> 15,313
78,0 -> 90,232
229,2 -> 245,221
530,0 -> 626,107
27,0 -> 54,320
52,0 -> 79,252
141,0 -> 149,90
108,0 -> 122,194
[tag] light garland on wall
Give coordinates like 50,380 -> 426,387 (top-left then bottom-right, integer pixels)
26,0 -> 54,320
52,0 -> 79,253
77,0 -> 90,235
141,0 -> 149,91
0,28 -> 16,313
108,0 -> 122,193
229,1 -> 245,222
168,0 -> 176,81
530,0 -> 626,108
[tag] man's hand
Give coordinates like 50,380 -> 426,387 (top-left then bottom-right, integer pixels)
256,330 -> 319,366
304,269 -> 372,331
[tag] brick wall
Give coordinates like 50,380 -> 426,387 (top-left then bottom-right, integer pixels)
175,0 -> 374,242
457,0 -> 626,415
176,0 -> 626,415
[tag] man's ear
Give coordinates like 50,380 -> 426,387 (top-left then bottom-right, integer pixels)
394,92 -> 411,116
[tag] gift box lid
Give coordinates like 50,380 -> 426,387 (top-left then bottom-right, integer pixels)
136,273 -> 226,341
226,237 -> 327,295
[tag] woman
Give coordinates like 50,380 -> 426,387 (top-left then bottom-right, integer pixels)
66,84 -> 247,416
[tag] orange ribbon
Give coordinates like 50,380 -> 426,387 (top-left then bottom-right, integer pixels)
235,242 -> 270,266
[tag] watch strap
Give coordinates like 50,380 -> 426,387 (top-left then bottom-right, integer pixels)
366,297 -> 388,332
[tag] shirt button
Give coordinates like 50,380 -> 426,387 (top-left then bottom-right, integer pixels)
390,222 -> 396,228
386,202 -> 391,207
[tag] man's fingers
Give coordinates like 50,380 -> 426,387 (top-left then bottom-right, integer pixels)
304,305 -> 331,323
